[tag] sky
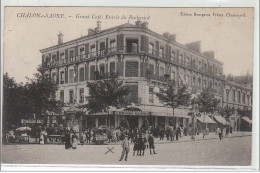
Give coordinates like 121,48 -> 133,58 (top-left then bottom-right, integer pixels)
3,7 -> 254,83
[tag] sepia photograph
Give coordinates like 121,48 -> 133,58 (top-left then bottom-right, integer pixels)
1,4 -> 258,171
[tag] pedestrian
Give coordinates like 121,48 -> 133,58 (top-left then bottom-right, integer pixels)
80,132 -> 85,145
133,138 -> 139,156
230,126 -> 233,134
218,127 -> 223,141
160,128 -> 164,140
169,126 -> 174,141
148,134 -> 157,155
138,137 -> 146,156
107,129 -> 112,143
71,131 -> 78,149
175,127 -> 180,141
119,135 -> 130,161
64,130 -> 71,149
166,127 -> 169,141
226,126 -> 229,137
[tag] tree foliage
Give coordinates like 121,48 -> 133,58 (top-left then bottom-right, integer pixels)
3,69 -> 63,130
195,87 -> 220,114
3,73 -> 28,130
141,117 -> 150,131
84,77 -> 131,114
218,105 -> 233,120
155,81 -> 191,109
24,71 -> 63,120
119,117 -> 130,129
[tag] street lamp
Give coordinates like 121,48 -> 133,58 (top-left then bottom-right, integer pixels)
173,102 -> 177,129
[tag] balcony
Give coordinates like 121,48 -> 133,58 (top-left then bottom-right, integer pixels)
42,46 -> 224,80
42,47 -> 117,68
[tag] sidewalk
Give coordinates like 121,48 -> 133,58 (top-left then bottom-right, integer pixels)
12,131 -> 251,145
153,131 -> 252,144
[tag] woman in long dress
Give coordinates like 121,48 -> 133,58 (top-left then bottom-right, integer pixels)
64,130 -> 71,149
39,130 -> 44,145
71,132 -> 78,149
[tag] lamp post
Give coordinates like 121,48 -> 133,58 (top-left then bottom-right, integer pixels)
173,102 -> 177,129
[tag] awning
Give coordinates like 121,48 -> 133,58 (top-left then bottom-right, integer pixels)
241,116 -> 252,124
197,115 -> 216,124
150,109 -> 190,118
213,116 -> 230,125
113,106 -> 150,116
174,109 -> 190,118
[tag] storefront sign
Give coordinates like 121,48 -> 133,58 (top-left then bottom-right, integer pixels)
113,111 -> 150,116
21,119 -> 43,124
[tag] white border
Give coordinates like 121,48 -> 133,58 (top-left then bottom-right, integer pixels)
1,0 -> 259,171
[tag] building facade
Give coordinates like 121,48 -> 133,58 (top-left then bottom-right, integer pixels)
40,21 -> 251,131
223,80 -> 253,131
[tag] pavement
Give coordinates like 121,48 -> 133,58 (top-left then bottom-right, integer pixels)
1,135 -> 252,166
8,131 -> 252,145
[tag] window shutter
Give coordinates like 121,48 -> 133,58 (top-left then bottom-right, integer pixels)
140,61 -> 144,77
117,56 -> 124,76
56,69 -> 59,84
155,41 -> 159,56
85,62 -> 89,81
65,49 -> 68,62
117,34 -> 124,51
74,65 -> 78,82
75,46 -> 78,56
55,51 -> 59,61
90,66 -> 95,80
125,61 -> 138,77
65,66 -> 68,83
106,38 -> 109,51
85,43 -> 89,57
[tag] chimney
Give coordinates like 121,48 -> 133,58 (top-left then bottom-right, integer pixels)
203,51 -> 215,59
135,20 -> 142,26
142,21 -> 149,28
95,21 -> 101,33
88,28 -> 95,36
169,34 -> 176,42
185,41 -> 201,53
58,31 -> 63,45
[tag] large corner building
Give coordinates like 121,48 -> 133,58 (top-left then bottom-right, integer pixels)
40,21 -> 252,131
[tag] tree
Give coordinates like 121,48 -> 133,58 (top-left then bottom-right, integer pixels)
194,87 -> 220,137
84,77 -> 131,114
3,73 -> 28,130
24,66 -> 63,124
141,117 -> 150,131
218,105 -> 233,124
119,117 -> 130,129
155,81 -> 191,129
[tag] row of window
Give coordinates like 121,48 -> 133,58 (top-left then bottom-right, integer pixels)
226,89 -> 251,105
59,88 -> 85,104
148,42 -> 221,75
44,40 -> 116,63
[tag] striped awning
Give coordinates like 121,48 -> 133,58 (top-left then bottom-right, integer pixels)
197,114 -> 216,124
214,115 -> 230,125
241,116 -> 252,124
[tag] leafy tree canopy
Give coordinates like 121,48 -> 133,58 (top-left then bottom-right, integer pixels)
155,81 -> 191,109
195,87 -> 220,114
84,77 -> 131,114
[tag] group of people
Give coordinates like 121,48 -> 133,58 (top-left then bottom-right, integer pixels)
159,125 -> 183,141
216,126 -> 233,141
119,132 -> 157,162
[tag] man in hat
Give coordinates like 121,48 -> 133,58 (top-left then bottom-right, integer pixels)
148,134 -> 157,154
119,135 -> 130,161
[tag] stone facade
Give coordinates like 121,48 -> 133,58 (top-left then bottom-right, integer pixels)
40,21 -> 252,130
